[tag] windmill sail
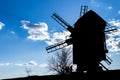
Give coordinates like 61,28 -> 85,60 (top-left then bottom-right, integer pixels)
104,23 -> 117,32
51,13 -> 73,33
46,38 -> 72,53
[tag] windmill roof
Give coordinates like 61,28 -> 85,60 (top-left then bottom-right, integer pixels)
74,10 -> 107,31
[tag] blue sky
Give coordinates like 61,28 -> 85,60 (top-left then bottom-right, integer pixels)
0,0 -> 120,79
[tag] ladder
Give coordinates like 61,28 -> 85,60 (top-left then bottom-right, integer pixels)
80,5 -> 88,17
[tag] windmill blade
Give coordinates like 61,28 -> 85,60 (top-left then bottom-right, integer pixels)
104,23 -> 117,32
99,62 -> 109,71
46,38 -> 72,53
46,41 -> 67,53
102,55 -> 113,65
51,13 -> 73,33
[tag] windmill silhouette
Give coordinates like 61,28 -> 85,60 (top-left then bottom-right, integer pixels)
46,6 -> 117,73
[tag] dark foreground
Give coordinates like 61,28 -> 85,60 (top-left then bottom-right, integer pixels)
2,70 -> 120,80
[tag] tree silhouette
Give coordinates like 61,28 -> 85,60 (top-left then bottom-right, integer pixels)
48,47 -> 73,75
25,67 -> 32,76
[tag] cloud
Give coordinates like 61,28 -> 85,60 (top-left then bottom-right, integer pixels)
45,31 -> 71,45
118,10 -> 120,15
106,19 -> 120,53
0,22 -> 5,30
108,6 -> 112,10
21,20 -> 71,45
10,31 -> 16,34
15,60 -> 38,67
0,63 -> 11,67
21,20 -> 49,41
25,60 -> 38,66
15,63 -> 24,67
108,19 -> 120,27
38,64 -> 48,68
15,60 -> 48,68
0,60 -> 48,71
90,0 -> 100,7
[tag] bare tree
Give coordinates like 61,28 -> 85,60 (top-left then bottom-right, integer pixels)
25,67 -> 32,76
48,47 -> 73,75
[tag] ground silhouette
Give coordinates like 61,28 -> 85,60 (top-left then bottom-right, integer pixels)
2,70 -> 120,80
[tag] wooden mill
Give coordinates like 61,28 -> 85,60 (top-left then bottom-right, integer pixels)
46,6 -> 116,74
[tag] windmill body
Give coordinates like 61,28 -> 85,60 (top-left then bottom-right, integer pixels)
72,10 -> 108,73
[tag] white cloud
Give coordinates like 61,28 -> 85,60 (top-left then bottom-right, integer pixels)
38,64 -> 48,68
90,0 -> 100,7
26,60 -> 38,66
0,61 -> 48,70
21,20 -> 49,41
108,6 -> 112,10
15,60 -> 48,68
0,22 -> 5,30
0,63 -> 11,67
109,19 -> 120,27
15,63 -> 24,67
106,19 -> 120,53
118,10 -> 120,14
10,31 -> 16,34
45,31 -> 71,45
15,60 -> 38,67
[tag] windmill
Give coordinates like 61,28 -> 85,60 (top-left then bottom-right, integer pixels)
46,5 -> 117,73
